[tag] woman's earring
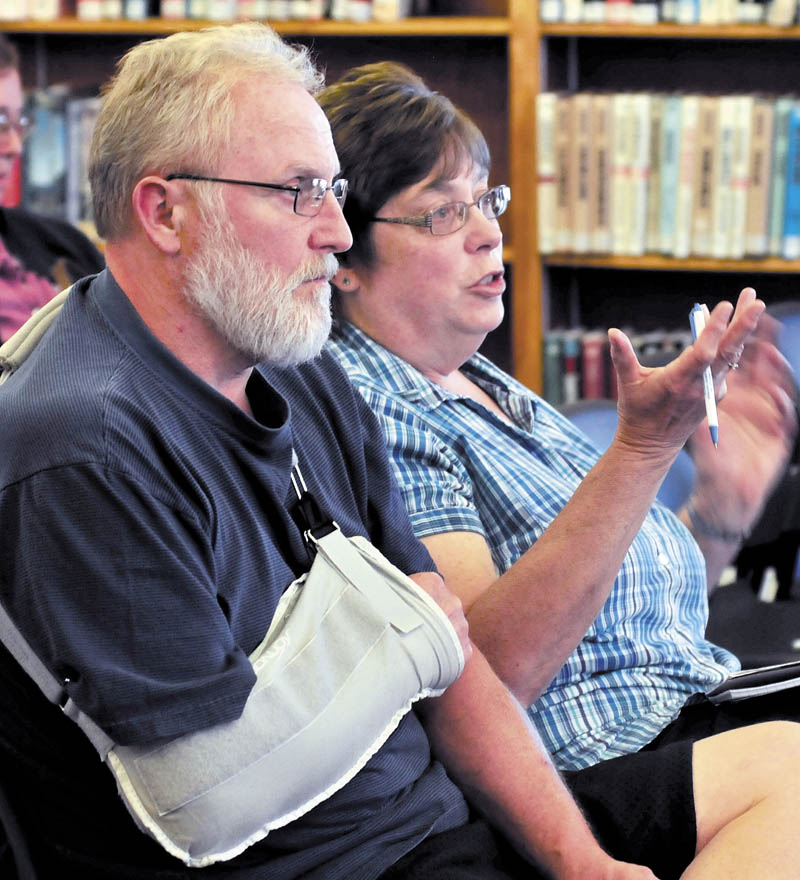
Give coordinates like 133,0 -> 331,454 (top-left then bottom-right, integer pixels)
341,277 -> 350,286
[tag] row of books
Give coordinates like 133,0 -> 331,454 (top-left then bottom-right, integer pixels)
20,87 -> 101,231
536,91 -> 800,261
0,0 -> 420,20
540,0 -> 800,25
542,326 -> 693,405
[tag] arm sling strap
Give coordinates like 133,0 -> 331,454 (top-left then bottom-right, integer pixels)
0,289 -> 466,867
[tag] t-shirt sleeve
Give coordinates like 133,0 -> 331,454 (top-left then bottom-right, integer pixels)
0,463 -> 256,746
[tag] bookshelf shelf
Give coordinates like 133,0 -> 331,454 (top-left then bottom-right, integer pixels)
540,22 -> 800,38
1,15 -> 510,37
544,254 -> 800,273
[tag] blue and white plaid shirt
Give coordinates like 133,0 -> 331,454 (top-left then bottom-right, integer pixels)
328,322 -> 741,770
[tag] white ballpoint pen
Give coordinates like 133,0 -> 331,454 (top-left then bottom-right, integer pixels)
689,303 -> 719,448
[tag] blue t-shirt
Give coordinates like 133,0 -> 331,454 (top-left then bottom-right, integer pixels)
0,270 -> 468,878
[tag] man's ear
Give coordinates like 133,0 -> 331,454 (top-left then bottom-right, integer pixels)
131,176 -> 186,255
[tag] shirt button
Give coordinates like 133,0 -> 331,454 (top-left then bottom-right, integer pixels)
657,552 -> 671,567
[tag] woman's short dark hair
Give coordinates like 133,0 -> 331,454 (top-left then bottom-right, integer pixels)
318,61 -> 490,269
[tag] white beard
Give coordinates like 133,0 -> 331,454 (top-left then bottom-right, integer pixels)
183,207 -> 338,366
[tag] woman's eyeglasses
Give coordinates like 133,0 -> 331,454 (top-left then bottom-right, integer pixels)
371,185 -> 510,236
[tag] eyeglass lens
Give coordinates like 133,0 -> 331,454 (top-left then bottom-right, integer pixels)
430,186 -> 509,235
296,178 -> 348,217
0,111 -> 32,142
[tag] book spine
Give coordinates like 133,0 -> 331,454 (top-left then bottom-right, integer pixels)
569,92 -> 593,253
727,94 -> 753,260
160,0 -> 188,17
631,0 -> 660,21
645,93 -> 664,254
554,93 -> 573,252
628,92 -> 651,256
581,331 -> 608,399
562,0 -> 584,21
690,95 -> 718,258
676,0 -> 699,21
611,92 -> 633,255
781,102 -> 800,260
542,330 -> 565,406
590,93 -> 613,253
606,0 -> 633,21
658,94 -> 682,255
561,331 -> 582,405
536,92 -> 558,255
745,97 -> 774,257
711,94 -> 737,259
673,94 -> 699,259
768,98 -> 793,256
539,0 -> 564,22
76,0 -> 103,17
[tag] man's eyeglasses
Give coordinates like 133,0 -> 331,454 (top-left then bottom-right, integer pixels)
371,184 -> 511,236
165,173 -> 348,217
0,110 -> 32,143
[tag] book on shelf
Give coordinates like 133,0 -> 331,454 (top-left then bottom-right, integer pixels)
123,0 -> 156,18
541,325 -> 692,407
611,92 -> 633,255
22,88 -> 69,222
658,93 -> 682,256
539,0 -> 563,23
65,94 -> 102,229
554,93 -> 573,253
606,0 -> 633,22
569,92 -> 593,254
0,0 -> 27,20
590,92 -> 614,253
628,93 -> 651,256
738,0 -> 766,20
536,92 -> 558,255
28,0 -> 72,18
768,97 -> 793,257
542,329 -> 566,407
580,330 -> 608,399
206,0 -> 237,18
645,94 -> 664,255
675,0 -> 700,22
160,0 -> 188,17
690,94 -> 718,258
632,0 -> 660,22
727,94 -> 754,260
745,96 -> 775,257
538,0 -> 786,21
673,94 -> 700,259
710,94 -> 737,259
101,0 -> 124,17
76,0 -> 103,18
267,0 -> 292,18
584,0 -> 606,21
562,0 -> 584,21
561,330 -> 583,406
766,0 -> 797,25
781,101 -> 800,259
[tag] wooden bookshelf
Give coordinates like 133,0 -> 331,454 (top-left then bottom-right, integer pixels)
535,17 -> 800,398
1,3 -> 539,384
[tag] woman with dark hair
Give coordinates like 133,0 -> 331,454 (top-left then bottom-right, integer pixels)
322,61 -> 800,879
